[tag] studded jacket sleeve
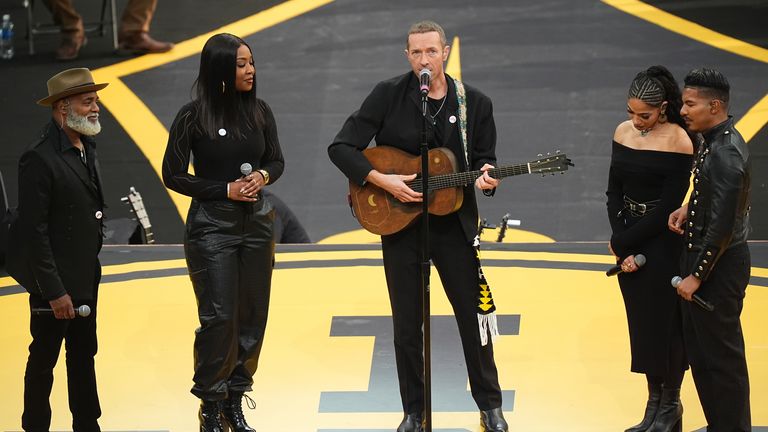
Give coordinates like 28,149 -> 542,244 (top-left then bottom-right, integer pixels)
686,143 -> 750,280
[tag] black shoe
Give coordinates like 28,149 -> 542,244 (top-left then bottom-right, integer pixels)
397,412 -> 423,432
221,391 -> 256,432
480,407 -> 508,432
646,386 -> 682,432
199,400 -> 224,432
626,382 -> 662,432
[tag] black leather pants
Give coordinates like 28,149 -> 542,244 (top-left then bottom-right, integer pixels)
184,198 -> 275,400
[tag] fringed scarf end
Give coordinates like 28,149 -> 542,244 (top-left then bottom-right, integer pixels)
478,312 -> 499,346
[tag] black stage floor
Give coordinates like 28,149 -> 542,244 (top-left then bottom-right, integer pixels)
0,0 -> 766,244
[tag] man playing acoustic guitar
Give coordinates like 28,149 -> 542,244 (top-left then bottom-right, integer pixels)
328,20 -> 508,432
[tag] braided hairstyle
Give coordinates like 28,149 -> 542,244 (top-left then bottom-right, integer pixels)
627,65 -> 686,132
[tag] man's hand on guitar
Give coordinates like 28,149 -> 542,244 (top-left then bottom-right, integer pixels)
366,170 -> 423,203
475,164 -> 499,190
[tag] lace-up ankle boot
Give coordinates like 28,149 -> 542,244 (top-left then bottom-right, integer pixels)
199,399 -> 224,432
221,391 -> 256,432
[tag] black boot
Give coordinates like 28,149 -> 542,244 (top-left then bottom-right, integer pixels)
396,412 -> 423,432
480,407 -> 508,432
199,400 -> 224,432
221,391 -> 256,432
646,386 -> 683,432
625,382 -> 662,432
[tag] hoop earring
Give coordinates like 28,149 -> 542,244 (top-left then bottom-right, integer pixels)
659,110 -> 667,123
222,81 -> 226,93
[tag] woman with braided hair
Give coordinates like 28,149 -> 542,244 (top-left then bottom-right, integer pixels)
606,65 -> 694,432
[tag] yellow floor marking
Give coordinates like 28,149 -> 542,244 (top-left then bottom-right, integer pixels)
318,227 -> 555,244
736,92 -> 768,142
95,0 -> 335,78
100,258 -> 187,275
446,36 -> 462,80
89,0 -> 335,221
1,259 -> 765,431
603,0 -> 768,150
602,0 -> 768,64
752,266 -> 768,278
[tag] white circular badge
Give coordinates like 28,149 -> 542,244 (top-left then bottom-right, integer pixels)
449,115 -> 457,124
218,128 -> 227,136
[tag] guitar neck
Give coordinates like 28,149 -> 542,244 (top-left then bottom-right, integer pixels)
408,163 -> 530,192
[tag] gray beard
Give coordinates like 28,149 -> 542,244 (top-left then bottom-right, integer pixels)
66,108 -> 101,136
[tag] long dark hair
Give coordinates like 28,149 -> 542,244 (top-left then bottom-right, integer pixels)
193,33 -> 265,139
628,65 -> 686,132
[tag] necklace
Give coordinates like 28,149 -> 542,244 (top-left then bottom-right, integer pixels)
429,96 -> 447,121
639,126 -> 653,137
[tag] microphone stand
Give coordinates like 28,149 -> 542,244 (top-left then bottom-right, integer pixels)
419,89 -> 433,432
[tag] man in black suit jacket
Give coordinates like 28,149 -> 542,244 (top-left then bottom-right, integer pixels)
7,68 -> 108,432
328,21 -> 507,432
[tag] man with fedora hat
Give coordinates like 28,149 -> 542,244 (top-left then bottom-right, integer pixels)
6,67 -> 108,432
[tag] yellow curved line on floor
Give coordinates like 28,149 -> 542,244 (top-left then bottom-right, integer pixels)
446,36 -> 462,80
605,0 -> 768,201
601,0 -> 768,64
736,92 -> 768,142
318,228 -> 556,244
2,260 -> 766,292
90,0 -> 335,221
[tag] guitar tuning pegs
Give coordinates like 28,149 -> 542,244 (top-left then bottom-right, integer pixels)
537,153 -> 543,157
556,150 -> 561,154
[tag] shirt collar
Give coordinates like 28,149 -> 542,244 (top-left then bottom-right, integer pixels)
51,118 -> 97,154
702,115 -> 733,144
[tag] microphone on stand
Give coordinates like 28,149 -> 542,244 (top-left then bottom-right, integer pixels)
32,305 -> 91,317
671,276 -> 715,311
419,68 -> 431,95
606,253 -> 646,276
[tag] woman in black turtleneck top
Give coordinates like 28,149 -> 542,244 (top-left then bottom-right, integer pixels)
162,33 -> 284,432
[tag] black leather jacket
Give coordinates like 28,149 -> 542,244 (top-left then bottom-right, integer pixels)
684,117 -> 750,281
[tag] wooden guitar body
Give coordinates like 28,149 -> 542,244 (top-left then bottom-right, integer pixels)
349,146 -> 464,235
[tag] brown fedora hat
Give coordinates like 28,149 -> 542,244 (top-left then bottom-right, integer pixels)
37,68 -> 109,106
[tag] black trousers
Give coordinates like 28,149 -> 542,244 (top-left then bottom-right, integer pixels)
22,280 -> 101,432
185,199 -> 275,400
381,214 -> 502,414
682,243 -> 751,431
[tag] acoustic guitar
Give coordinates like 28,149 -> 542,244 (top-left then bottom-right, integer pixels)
349,146 -> 572,235
121,186 -> 155,244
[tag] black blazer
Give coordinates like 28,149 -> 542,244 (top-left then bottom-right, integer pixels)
328,72 -> 497,242
7,121 -> 105,300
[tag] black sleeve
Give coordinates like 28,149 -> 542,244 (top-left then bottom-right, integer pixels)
259,100 -> 285,184
17,151 -> 67,300
610,170 -> 689,258
162,105 -> 228,199
469,94 -> 497,171
689,146 -> 746,280
327,81 -> 389,185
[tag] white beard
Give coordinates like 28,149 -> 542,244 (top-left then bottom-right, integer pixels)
66,107 -> 101,136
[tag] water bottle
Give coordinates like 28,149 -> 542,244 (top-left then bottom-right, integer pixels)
1,14 -> 14,60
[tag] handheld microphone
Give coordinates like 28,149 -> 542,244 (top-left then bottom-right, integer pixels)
419,68 -> 431,95
671,276 -> 715,312
240,162 -> 253,177
606,254 -> 646,277
32,305 -> 91,317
